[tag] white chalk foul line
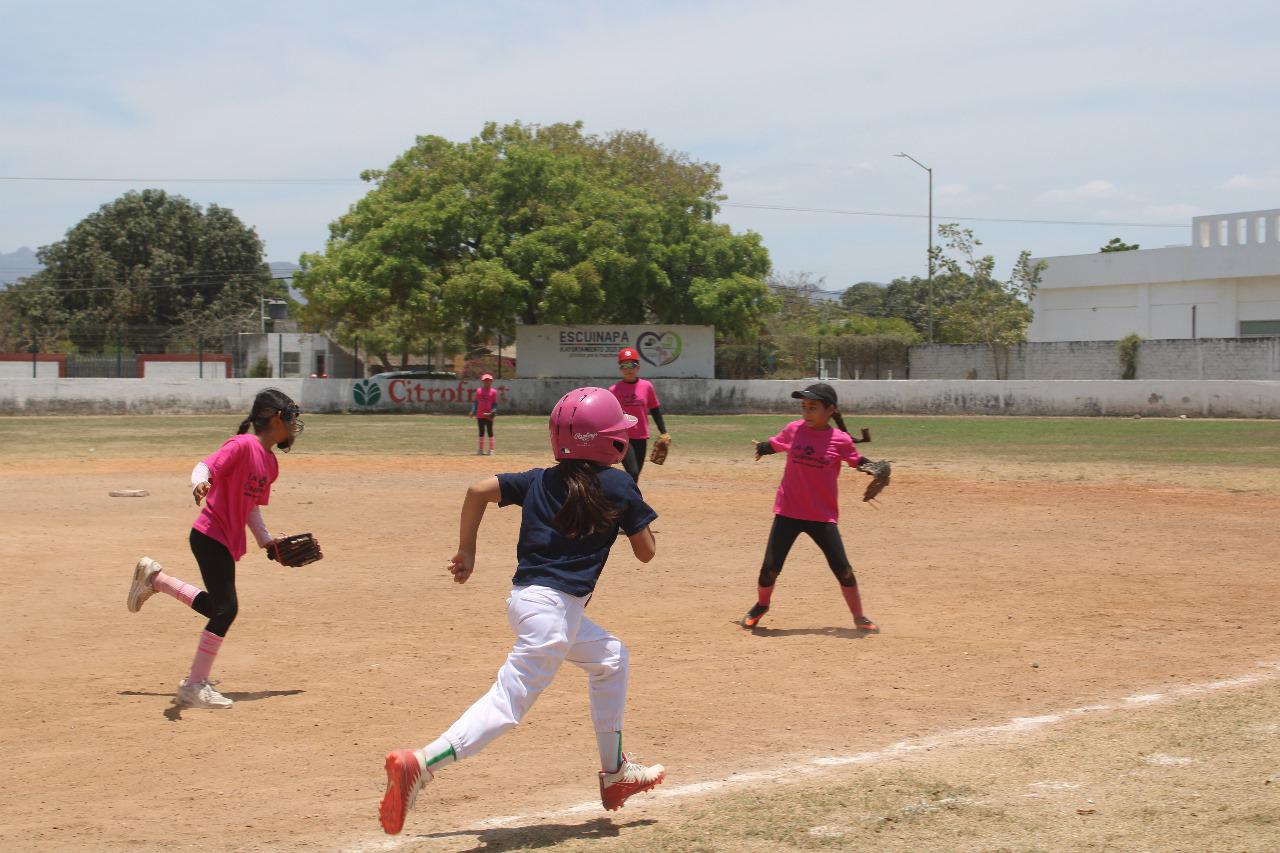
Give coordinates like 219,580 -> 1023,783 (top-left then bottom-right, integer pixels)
343,661 -> 1280,852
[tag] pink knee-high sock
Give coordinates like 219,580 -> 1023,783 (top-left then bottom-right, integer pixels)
152,571 -> 201,607
187,630 -> 224,684
757,584 -> 775,607
840,584 -> 865,619
488,437 -> 495,451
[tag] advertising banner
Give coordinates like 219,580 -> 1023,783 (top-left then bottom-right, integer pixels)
516,325 -> 714,378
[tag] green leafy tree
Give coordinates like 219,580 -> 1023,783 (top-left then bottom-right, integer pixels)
296,121 -> 775,364
18,190 -> 277,352
1100,237 -> 1140,252
839,281 -> 886,316
932,223 -> 1046,378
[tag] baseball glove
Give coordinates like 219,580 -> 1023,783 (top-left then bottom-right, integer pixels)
649,435 -> 671,465
267,532 -> 324,567
856,459 -> 892,502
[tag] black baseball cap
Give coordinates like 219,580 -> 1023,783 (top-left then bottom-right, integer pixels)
791,382 -> 838,406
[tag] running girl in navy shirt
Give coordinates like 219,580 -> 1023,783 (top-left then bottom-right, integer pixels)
378,387 -> 666,835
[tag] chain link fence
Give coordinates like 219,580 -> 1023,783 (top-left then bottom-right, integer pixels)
716,335 -> 912,379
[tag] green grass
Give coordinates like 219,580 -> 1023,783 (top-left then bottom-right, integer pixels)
0,413 -> 1276,467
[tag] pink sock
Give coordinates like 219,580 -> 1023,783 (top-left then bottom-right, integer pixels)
840,585 -> 865,619
152,571 -> 201,607
757,585 -> 775,607
489,438 -> 495,451
187,630 -> 224,684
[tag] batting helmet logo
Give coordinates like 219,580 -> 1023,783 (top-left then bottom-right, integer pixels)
572,431 -> 599,445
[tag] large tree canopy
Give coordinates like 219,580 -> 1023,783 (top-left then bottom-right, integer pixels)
12,189 -> 277,351
295,121 -> 774,362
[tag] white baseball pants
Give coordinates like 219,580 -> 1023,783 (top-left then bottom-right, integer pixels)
443,585 -> 629,759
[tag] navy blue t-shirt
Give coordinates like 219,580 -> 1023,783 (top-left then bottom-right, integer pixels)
497,465 -> 658,597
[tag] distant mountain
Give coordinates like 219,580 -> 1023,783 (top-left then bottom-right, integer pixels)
0,247 -> 41,287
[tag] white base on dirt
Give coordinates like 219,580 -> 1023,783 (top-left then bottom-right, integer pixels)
108,489 -> 149,497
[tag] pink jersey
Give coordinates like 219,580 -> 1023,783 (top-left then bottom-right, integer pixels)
474,387 -> 498,419
767,420 -> 862,523
608,378 -> 659,439
192,434 -> 278,560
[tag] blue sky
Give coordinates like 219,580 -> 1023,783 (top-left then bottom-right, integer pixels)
3,0 -> 1279,288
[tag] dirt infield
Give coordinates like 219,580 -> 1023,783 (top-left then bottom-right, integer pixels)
3,441 -> 1279,851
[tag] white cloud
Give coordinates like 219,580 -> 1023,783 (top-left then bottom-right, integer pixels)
1040,180 -> 1121,204
1220,172 -> 1280,191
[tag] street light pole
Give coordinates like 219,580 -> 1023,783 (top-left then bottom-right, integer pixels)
895,152 -> 934,343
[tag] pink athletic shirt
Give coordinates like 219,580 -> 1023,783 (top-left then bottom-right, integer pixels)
474,386 -> 498,419
608,378 -> 659,439
192,434 -> 278,560
767,420 -> 863,523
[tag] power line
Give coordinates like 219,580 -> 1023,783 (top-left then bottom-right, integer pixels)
1,175 -> 1192,229
720,202 -> 1190,229
0,176 -> 356,185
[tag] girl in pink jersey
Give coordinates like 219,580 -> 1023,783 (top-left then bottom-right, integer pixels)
125,388 -> 304,709
469,373 -> 499,455
742,382 -> 878,633
607,347 -> 671,483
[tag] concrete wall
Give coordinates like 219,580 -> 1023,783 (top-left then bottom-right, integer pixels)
910,338 -> 1280,380
4,377 -> 1277,418
0,379 -> 304,414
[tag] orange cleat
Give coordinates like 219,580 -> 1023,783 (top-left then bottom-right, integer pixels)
741,603 -> 769,628
379,749 -> 432,835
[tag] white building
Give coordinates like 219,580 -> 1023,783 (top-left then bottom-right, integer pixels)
223,332 -> 362,379
1028,209 -> 1280,342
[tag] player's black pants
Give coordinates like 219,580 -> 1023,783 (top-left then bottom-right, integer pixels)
621,438 -> 648,482
476,417 -> 494,437
189,528 -> 239,637
757,515 -> 858,588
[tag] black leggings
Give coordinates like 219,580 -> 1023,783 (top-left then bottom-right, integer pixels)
476,418 -> 494,437
189,528 -> 239,637
621,438 -> 648,482
757,515 -> 858,588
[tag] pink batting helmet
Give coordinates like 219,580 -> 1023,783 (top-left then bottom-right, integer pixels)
549,387 -> 637,465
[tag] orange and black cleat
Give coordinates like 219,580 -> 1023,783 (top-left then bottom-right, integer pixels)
855,615 -> 880,634
741,603 -> 769,629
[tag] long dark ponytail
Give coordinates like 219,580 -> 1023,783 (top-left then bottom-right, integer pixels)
830,408 -> 849,436
551,460 -> 622,539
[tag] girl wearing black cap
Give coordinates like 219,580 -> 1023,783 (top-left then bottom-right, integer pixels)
743,382 -> 877,632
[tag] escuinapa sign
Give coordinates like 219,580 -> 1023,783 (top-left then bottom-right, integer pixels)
517,325 -> 713,378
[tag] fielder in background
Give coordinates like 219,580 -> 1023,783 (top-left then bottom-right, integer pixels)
743,382 -> 878,634
379,387 -> 666,835
608,347 -> 671,482
469,372 -> 499,456
125,388 -> 307,709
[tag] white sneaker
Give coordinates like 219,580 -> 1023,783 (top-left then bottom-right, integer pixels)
176,678 -> 233,709
599,754 -> 665,811
475,449 -> 486,456
127,557 -> 162,613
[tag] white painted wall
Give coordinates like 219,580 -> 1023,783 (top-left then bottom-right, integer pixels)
0,360 -> 59,378
1029,208 -> 1280,342
3,377 -> 1276,419
140,360 -> 230,379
